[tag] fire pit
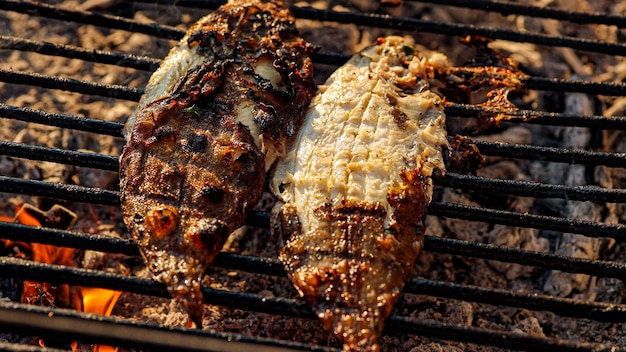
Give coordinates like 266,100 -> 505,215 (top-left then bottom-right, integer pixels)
1,0 -> 626,351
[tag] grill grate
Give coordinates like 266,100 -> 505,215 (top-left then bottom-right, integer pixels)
2,0 -> 626,351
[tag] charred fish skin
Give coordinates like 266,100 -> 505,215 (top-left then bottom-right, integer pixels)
271,36 -> 449,351
120,0 -> 315,326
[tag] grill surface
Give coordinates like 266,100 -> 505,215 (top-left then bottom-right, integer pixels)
1,0 -> 626,351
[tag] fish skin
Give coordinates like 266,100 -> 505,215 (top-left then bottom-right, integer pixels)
271,36 -> 449,351
120,0 -> 315,326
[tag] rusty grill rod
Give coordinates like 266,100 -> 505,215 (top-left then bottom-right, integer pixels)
292,8 -> 626,58
4,0 -> 626,57
428,202 -> 626,239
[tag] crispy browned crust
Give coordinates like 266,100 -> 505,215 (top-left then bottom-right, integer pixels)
274,171 -> 428,351
438,36 -> 528,129
120,0 -> 315,325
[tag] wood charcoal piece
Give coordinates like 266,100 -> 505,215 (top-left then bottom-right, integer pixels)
119,0 -> 315,326
271,36 -> 449,351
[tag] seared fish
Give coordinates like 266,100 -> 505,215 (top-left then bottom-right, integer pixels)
120,0 -> 315,326
271,37 -> 449,351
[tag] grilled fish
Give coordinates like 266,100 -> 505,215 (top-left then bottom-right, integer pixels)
120,0 -> 315,326
271,36 -> 449,351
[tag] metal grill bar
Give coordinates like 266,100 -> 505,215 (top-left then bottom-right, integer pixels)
474,141 -> 626,167
3,256 -> 626,349
0,0 -> 183,40
0,222 -> 139,256
2,176 -> 623,238
4,0 -> 626,58
1,221 -> 624,281
403,279 -> 626,322
0,177 -> 119,205
4,102 -> 626,143
445,104 -> 626,129
422,236 -> 626,280
3,103 -> 626,143
9,248 -> 626,325
428,202 -> 626,239
0,69 -> 142,101
4,70 -> 626,108
1,1 -> 625,351
0,141 -> 118,171
412,0 -> 626,27
0,104 -> 124,137
139,0 -> 626,27
2,300 -> 621,352
0,35 -> 160,71
0,341 -> 67,352
291,7 -> 626,57
4,142 -> 624,202
436,172 -> 626,203
523,76 -> 626,96
386,316 -> 621,352
0,301 -> 331,352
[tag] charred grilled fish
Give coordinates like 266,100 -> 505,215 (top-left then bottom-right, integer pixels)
120,0 -> 315,326
271,37 -> 449,351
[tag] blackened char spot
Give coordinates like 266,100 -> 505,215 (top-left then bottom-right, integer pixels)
185,133 -> 209,153
133,213 -> 143,223
253,103 -> 281,142
235,151 -> 251,164
201,185 -> 224,203
188,30 -> 233,58
243,67 -> 274,91
189,218 -> 229,255
276,21 -> 298,40
153,125 -> 178,142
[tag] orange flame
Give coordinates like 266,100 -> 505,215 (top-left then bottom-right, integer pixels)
1,204 -> 121,352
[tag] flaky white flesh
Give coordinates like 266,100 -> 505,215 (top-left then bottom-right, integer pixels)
272,36 -> 450,351
272,36 -> 449,235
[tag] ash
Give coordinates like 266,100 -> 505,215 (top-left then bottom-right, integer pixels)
1,0 -> 626,351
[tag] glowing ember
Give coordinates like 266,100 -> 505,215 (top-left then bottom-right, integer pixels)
1,203 -> 122,351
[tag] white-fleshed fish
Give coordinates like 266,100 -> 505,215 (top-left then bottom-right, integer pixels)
271,36 -> 449,351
